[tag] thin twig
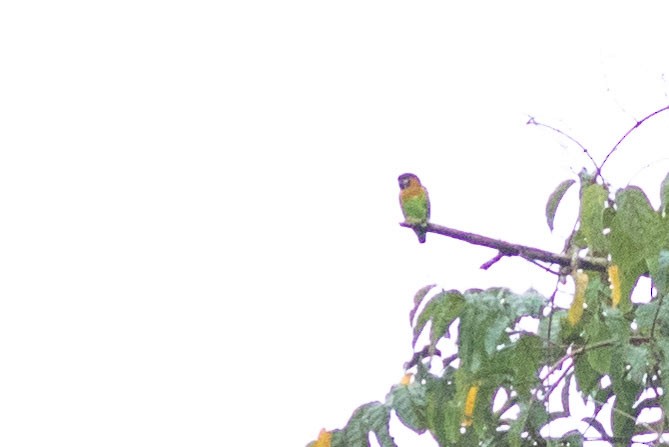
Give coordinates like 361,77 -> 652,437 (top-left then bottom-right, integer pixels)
650,289 -> 665,340
589,395 -> 662,439
525,258 -> 562,275
541,336 -> 645,388
527,116 -> 599,171
480,252 -> 505,270
546,281 -> 560,377
404,346 -> 442,370
542,362 -> 573,408
597,104 -> 669,176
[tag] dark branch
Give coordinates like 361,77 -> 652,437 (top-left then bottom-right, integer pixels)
480,252 -> 505,270
403,346 -> 442,370
400,221 -> 609,272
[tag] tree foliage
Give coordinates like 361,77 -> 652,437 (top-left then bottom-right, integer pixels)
308,107 -> 669,447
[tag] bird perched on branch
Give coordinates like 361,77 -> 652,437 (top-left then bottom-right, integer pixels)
398,173 -> 430,243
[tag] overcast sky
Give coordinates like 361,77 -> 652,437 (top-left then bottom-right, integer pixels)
2,2 -> 669,446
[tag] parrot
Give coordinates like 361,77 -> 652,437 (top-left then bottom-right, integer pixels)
398,173 -> 430,243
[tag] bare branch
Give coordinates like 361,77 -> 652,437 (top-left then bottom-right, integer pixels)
527,116 -> 598,171
480,252 -> 505,270
403,346 -> 442,370
597,104 -> 669,176
400,221 -> 609,272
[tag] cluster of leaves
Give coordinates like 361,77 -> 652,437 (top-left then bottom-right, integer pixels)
308,173 -> 669,447
310,287 -> 546,447
551,171 -> 669,313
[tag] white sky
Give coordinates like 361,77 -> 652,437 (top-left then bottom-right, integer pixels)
2,2 -> 669,446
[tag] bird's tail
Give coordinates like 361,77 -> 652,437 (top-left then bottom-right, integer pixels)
415,228 -> 426,244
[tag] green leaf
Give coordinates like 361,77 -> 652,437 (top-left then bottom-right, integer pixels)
484,316 -> 510,355
659,339 -> 669,417
336,402 -> 396,447
507,401 -> 548,447
603,308 -> 629,346
387,383 -> 427,434
366,404 -> 396,447
579,183 -> 609,253
662,391 -> 669,428
337,404 -> 374,447
510,335 -> 543,399
574,353 -> 599,396
611,185 -> 659,248
610,377 -> 639,447
650,249 -> 669,297
502,288 -> 546,319
624,345 -> 649,385
661,171 -> 669,215
582,274 -> 603,318
331,428 -> 364,447
525,400 -> 549,434
546,179 -> 576,231
330,429 -> 346,447
656,339 -> 669,379
459,427 -> 480,447
425,369 -> 459,446
635,298 -> 669,336
559,432 -> 584,447
609,186 -> 664,312
507,419 -> 526,447
471,381 -> 495,438
585,319 -> 612,374
409,284 -> 437,326
608,347 -> 644,446
593,386 -> 614,410
538,310 -> 564,346
412,290 -> 465,350
459,295 -> 500,373
458,288 -> 546,374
